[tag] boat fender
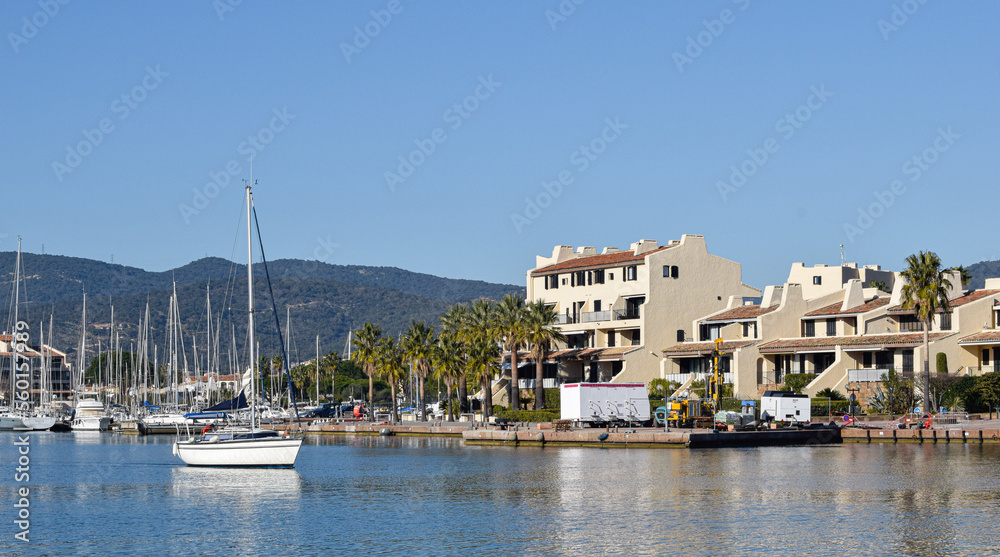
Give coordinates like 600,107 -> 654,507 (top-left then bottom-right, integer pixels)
379,427 -> 393,436
598,433 -> 609,441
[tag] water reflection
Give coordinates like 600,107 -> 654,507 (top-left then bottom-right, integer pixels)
10,432 -> 1000,556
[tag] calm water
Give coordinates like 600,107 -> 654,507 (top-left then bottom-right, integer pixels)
2,432 -> 1000,556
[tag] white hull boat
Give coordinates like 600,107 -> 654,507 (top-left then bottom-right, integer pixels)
173,429 -> 302,467
71,415 -> 112,431
71,393 -> 112,431
0,413 -> 55,431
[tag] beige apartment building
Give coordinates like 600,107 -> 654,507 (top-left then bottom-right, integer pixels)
524,234 -> 759,386
664,262 -> 1000,401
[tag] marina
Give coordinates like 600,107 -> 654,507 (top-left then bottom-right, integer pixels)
5,430 -> 1000,556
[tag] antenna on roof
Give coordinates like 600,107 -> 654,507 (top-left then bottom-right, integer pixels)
840,244 -> 844,266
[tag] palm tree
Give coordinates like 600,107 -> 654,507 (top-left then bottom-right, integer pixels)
432,334 -> 464,422
466,335 -> 500,420
900,251 -> 953,413
351,322 -> 382,416
401,320 -> 435,420
377,336 -> 405,423
496,293 -> 527,410
525,299 -> 566,410
468,298 -> 499,418
440,303 -> 471,412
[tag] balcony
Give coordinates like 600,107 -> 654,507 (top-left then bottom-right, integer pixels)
965,365 -> 999,377
613,308 -> 641,320
848,368 -> 891,382
898,321 -> 925,332
555,314 -> 579,325
581,310 -> 611,323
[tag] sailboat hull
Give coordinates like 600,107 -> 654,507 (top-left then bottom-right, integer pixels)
172,436 -> 303,467
0,415 -> 56,430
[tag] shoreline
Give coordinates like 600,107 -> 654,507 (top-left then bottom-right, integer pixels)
260,418 -> 1000,448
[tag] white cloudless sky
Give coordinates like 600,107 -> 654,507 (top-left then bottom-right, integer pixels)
3,1 -> 997,288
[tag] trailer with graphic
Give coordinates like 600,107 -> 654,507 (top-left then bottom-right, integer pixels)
560,383 -> 651,427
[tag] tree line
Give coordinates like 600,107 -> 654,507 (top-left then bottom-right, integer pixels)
347,293 -> 565,422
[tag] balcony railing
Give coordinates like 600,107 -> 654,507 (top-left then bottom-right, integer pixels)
965,365 -> 998,377
517,378 -> 558,389
898,322 -> 925,332
581,310 -> 611,323
848,368 -> 891,382
555,314 -> 578,325
613,308 -> 641,320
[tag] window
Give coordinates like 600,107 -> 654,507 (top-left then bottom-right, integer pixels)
608,330 -> 616,347
625,265 -> 637,281
940,312 -> 952,330
676,329 -> 686,342
594,269 -> 605,284
863,352 -> 872,369
562,278 -> 567,286
587,271 -> 593,286
663,265 -> 670,277
608,272 -> 614,280
804,321 -> 815,337
826,319 -> 836,336
902,349 -> 914,373
813,276 -> 822,285
545,274 -> 559,289
742,322 -> 753,338
631,329 -> 641,346
593,300 -> 601,312
672,265 -> 679,279
572,270 -> 586,286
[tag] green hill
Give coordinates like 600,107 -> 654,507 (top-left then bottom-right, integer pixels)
0,252 -> 522,366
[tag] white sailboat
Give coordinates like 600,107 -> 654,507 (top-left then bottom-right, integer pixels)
1,238 -> 56,431
173,182 -> 303,467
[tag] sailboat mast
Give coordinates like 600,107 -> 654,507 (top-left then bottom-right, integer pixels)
316,335 -> 320,406
11,238 -> 21,407
246,183 -> 257,430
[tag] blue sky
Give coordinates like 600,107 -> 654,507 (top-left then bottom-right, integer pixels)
2,1 -> 998,289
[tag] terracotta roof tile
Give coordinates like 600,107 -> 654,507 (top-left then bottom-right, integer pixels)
957,330 -> 1000,345
887,289 -> 1000,313
757,332 -> 949,353
662,340 -> 755,356
531,246 -> 672,275
704,305 -> 777,322
521,346 -> 636,362
804,297 -> 890,317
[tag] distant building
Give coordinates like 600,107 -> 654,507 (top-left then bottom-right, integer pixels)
524,234 -> 759,386
0,333 -> 73,401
